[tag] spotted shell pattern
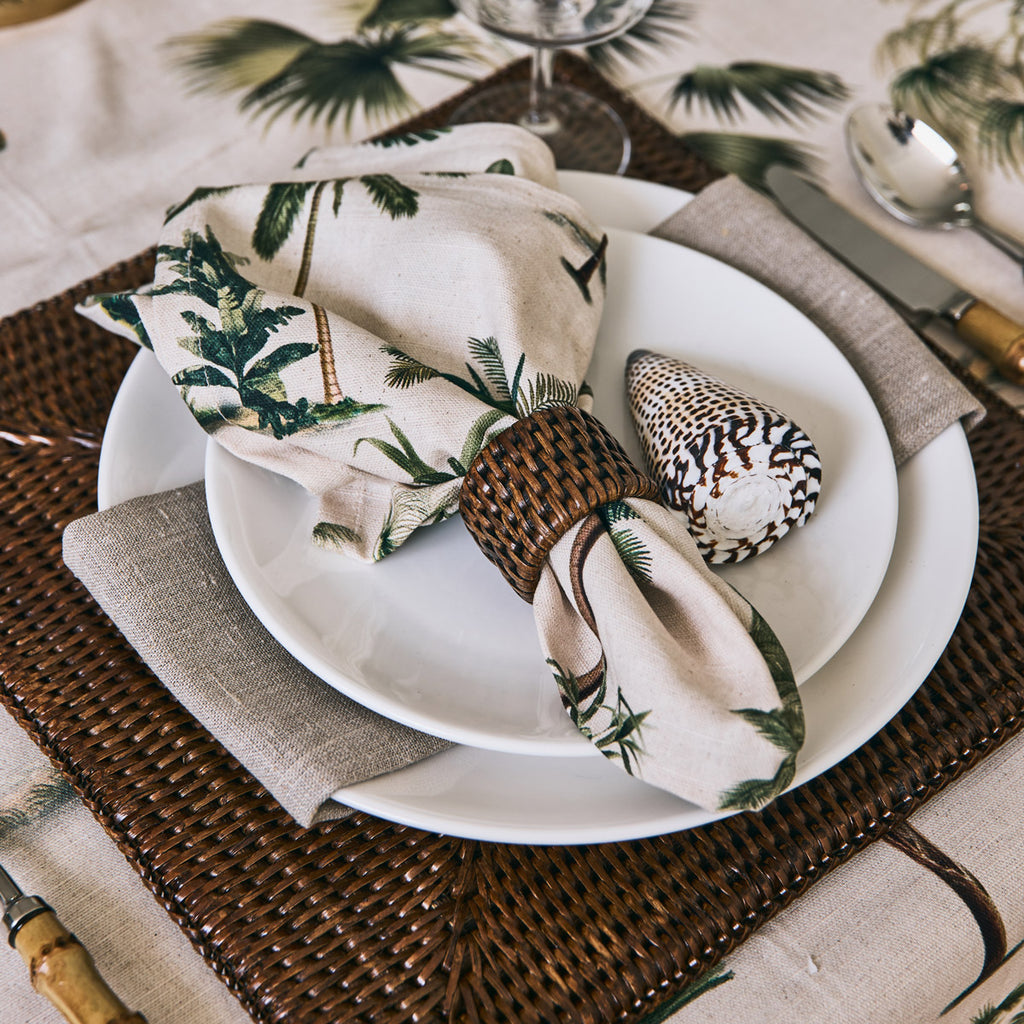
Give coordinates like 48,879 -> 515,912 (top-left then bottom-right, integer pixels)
626,349 -> 822,564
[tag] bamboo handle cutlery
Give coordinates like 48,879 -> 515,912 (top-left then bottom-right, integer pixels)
2,861 -> 147,1024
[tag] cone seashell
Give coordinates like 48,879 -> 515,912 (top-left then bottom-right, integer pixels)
625,349 -> 822,564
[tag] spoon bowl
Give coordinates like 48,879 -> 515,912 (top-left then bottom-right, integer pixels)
845,103 -> 1024,263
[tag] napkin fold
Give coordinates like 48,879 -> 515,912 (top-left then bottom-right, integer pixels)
74,123 -> 802,819
652,175 -> 985,465
62,482 -> 449,827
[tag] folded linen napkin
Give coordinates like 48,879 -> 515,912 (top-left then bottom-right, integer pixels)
63,483 -> 449,827
75,123 -> 802,818
651,175 -> 985,466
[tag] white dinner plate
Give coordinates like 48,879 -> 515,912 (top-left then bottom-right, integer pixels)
97,172 -> 976,843
205,225 -> 897,755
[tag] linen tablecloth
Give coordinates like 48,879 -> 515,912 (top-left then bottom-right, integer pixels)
2,3 -> 1023,1023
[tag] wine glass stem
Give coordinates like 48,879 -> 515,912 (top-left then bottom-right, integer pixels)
522,47 -> 561,137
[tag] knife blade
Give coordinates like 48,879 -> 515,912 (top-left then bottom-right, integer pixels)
765,165 -> 1024,385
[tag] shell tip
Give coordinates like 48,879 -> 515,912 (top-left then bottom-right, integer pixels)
626,349 -> 653,372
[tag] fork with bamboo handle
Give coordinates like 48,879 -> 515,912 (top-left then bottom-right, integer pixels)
1,861 -> 147,1024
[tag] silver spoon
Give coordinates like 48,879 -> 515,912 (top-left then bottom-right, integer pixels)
845,103 -> 1024,264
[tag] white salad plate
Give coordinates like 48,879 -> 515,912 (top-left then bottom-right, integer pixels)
97,172 -> 977,844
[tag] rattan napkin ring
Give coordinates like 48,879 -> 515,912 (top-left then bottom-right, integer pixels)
459,404 -> 660,602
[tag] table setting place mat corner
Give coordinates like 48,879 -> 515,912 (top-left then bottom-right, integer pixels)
2,54 -> 1024,1024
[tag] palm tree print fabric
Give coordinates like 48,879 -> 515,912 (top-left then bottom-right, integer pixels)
80,123 -> 802,812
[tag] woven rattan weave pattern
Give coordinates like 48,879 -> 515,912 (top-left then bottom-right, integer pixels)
460,405 -> 660,601
1,55 -> 1022,1024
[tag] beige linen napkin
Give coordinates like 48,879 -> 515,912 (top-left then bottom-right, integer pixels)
74,123 -> 801,818
652,175 -> 985,466
63,483 -> 448,827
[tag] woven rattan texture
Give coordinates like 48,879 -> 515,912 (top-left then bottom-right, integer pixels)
1,57 -> 1023,1024
460,405 -> 660,601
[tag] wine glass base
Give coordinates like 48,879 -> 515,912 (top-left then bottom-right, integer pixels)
449,81 -> 631,176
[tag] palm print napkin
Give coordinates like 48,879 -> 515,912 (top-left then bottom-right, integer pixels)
79,123 -> 801,813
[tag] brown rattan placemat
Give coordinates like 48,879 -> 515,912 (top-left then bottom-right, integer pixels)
2,55 -> 1023,1024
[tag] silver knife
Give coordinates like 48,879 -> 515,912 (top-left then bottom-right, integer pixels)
765,165 -> 1024,385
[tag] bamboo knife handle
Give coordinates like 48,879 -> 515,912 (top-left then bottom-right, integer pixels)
953,300 -> 1024,385
12,909 -> 147,1024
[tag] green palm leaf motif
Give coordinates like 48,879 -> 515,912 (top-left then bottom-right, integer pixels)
170,20 -> 479,132
516,372 -> 577,415
666,62 -> 849,125
636,966 -> 734,1023
980,99 -> 1024,170
717,606 -> 802,811
971,1004 -> 999,1024
890,44 -> 1004,136
382,340 -> 518,411
361,173 -> 420,218
599,501 -> 651,584
874,3 -> 1024,172
594,689 -> 649,773
878,14 -> 959,69
373,127 -> 453,147
355,416 -> 458,484
156,225 -> 386,439
382,347 -> 449,389
312,521 -> 363,550
330,179 -> 349,215
748,605 -> 800,715
377,489 -> 430,558
597,498 -> 639,523
965,975 -> 1024,1024
154,227 -> 251,307
733,706 -> 802,752
357,0 -> 457,31
0,768 -> 76,833
467,335 -> 514,403
88,292 -> 153,349
168,19 -> 314,94
252,182 -> 318,261
253,176 -> 419,261
355,404 -> 506,483
717,758 -> 796,811
485,158 -> 515,174
164,184 -> 239,225
607,526 -> 652,585
349,400 -> 505,555
250,173 -> 421,404
587,0 -> 694,73
457,407 -> 507,471
990,978 -> 1024,1019
677,131 -> 816,190
375,484 -> 458,558
382,337 -> 578,418
548,659 -> 650,774
555,659 -> 608,728
246,27 -> 477,132
542,210 -> 608,302
173,364 -> 236,391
